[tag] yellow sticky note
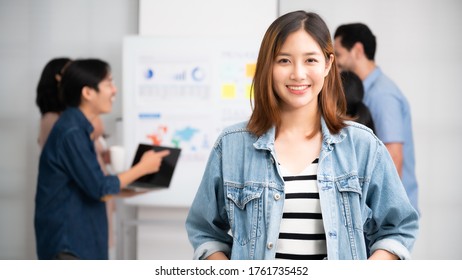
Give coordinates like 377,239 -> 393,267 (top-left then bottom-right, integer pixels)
221,83 -> 236,99
246,63 -> 256,78
245,84 -> 253,99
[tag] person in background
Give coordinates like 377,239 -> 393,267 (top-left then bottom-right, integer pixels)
35,58 -> 117,257
185,11 -> 418,260
340,71 -> 375,131
35,57 -> 71,148
34,58 -> 170,260
334,23 -> 419,212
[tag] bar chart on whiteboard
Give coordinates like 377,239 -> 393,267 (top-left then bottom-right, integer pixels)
122,36 -> 259,206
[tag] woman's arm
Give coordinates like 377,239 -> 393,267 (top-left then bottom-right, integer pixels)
365,143 -> 419,260
185,147 -> 233,259
368,249 -> 399,260
206,252 -> 229,260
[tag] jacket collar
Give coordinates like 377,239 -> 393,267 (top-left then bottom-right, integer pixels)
321,117 -> 345,145
253,116 -> 346,151
253,125 -> 276,151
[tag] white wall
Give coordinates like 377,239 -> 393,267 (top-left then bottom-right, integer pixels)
139,0 -> 277,38
0,0 -> 138,259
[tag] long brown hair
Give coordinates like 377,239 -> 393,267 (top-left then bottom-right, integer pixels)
247,11 -> 348,136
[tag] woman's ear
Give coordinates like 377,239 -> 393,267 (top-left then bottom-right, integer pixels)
324,54 -> 334,77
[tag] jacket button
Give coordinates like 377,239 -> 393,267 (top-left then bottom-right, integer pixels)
267,242 -> 273,249
274,193 -> 281,200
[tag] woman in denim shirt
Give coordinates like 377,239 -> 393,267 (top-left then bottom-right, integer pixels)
185,11 -> 419,260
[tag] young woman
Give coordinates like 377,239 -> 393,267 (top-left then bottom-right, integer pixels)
35,57 -> 71,148
185,11 -> 418,260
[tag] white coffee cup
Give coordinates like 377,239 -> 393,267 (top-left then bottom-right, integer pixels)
109,145 -> 125,174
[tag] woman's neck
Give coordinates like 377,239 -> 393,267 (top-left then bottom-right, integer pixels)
278,108 -> 321,139
275,109 -> 322,174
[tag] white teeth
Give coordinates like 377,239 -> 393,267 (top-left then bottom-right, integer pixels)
288,85 -> 308,91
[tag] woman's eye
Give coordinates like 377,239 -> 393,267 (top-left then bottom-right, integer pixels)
277,58 -> 290,64
307,58 -> 318,63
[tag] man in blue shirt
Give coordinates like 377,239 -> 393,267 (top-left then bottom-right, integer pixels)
35,59 -> 170,259
333,24 -> 419,212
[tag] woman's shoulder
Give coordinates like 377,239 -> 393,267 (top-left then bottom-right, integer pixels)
214,121 -> 256,144
343,120 -> 381,144
336,122 -> 387,163
220,121 -> 251,135
38,112 -> 61,149
41,112 -> 60,124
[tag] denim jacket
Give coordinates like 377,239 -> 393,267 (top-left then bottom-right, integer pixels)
185,118 -> 419,260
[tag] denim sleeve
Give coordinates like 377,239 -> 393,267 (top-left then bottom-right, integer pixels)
185,145 -> 233,260
59,127 -> 120,200
365,142 -> 419,259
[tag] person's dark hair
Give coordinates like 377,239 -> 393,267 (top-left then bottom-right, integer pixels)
35,57 -> 72,115
248,10 -> 348,136
334,23 -> 376,60
60,59 -> 110,108
340,71 -> 375,131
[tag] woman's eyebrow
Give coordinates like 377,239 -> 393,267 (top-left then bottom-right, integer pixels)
277,51 -> 322,56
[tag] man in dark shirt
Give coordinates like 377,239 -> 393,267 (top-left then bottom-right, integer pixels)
35,59 -> 169,259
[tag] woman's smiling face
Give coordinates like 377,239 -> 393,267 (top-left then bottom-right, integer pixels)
272,29 -> 332,112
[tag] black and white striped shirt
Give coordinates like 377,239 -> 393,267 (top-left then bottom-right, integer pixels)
275,158 -> 327,260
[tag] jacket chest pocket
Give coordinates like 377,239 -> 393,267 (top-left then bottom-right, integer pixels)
226,182 -> 263,246
335,176 -> 368,231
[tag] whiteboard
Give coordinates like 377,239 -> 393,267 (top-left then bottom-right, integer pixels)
122,36 -> 260,207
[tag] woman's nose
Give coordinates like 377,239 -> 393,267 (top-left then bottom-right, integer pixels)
290,63 -> 306,80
